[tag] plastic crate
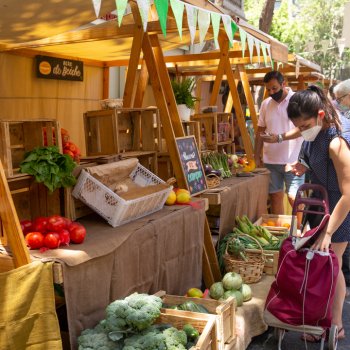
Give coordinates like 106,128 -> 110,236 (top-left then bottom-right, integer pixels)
72,163 -> 172,227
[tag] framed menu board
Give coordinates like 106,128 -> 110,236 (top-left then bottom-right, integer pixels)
175,136 -> 207,195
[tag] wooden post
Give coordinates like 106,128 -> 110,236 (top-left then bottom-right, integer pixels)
0,160 -> 31,268
134,61 -> 149,108
237,64 -> 258,132
102,66 -> 109,100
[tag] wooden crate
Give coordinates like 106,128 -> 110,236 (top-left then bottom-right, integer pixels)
156,291 -> 235,350
156,310 -> 218,350
83,107 -> 161,156
0,119 -> 62,178
7,175 -> 62,221
254,214 -> 297,236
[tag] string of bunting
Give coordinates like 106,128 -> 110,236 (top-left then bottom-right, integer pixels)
92,0 -> 272,65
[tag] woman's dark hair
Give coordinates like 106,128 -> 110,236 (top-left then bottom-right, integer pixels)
287,85 -> 341,131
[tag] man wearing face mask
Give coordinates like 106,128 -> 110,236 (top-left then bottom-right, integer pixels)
334,79 -> 350,119
254,71 -> 304,215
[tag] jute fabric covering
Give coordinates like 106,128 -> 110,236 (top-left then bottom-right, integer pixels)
0,261 -> 62,350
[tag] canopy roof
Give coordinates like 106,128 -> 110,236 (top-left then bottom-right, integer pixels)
0,0 -> 289,65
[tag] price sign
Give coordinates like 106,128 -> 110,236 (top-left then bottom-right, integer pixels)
175,136 -> 207,195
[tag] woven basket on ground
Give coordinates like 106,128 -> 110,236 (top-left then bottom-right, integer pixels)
206,173 -> 221,188
223,234 -> 265,284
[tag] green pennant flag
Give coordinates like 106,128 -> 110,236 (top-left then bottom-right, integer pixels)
116,0 -> 128,26
198,9 -> 210,43
155,0 -> 169,37
231,21 -> 238,39
239,27 -> 247,57
254,38 -> 261,63
211,12 -> 220,46
170,0 -> 184,40
261,42 -> 268,66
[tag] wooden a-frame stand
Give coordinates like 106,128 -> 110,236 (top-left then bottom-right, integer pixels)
0,160 -> 31,272
122,4 -> 222,286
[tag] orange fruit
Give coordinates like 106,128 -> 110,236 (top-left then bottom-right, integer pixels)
282,223 -> 291,229
266,220 -> 276,226
261,223 -> 268,227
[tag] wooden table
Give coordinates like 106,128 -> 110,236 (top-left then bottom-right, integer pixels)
200,170 -> 270,239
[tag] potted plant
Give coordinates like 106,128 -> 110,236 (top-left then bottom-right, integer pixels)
171,78 -> 198,121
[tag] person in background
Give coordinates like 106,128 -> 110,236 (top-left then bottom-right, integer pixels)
334,79 -> 350,291
287,85 -> 350,341
329,83 -> 337,102
254,71 -> 304,214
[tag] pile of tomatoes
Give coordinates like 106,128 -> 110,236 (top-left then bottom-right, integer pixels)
21,215 -> 86,250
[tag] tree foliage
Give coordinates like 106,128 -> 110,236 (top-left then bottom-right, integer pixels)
244,0 -> 350,80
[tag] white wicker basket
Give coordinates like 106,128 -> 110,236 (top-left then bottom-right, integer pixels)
72,163 -> 172,227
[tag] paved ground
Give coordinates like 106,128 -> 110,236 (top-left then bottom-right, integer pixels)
247,290 -> 350,350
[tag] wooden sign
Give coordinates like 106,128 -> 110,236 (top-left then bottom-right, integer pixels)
175,136 -> 207,195
35,55 -> 83,81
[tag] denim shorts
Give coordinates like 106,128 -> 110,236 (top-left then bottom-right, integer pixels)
264,163 -> 305,197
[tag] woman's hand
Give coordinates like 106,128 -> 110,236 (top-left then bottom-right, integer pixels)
286,161 -> 308,176
311,231 -> 332,253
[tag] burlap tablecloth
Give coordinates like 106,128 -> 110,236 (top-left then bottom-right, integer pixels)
31,203 -> 206,350
217,171 -> 270,239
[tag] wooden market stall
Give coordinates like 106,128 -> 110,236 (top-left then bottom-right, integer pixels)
0,1 -> 294,349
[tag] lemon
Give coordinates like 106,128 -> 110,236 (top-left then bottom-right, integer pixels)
187,288 -> 203,298
165,190 -> 177,205
176,191 -> 191,204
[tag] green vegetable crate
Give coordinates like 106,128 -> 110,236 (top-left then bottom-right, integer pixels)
157,309 -> 218,350
0,119 -> 62,178
155,291 -> 236,350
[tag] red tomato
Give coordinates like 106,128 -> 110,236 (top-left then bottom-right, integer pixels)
47,215 -> 66,232
26,232 -> 45,249
32,217 -> 48,233
44,232 -> 61,249
63,149 -> 74,159
58,229 -> 70,246
67,143 -> 77,154
69,223 -> 86,244
20,219 -> 33,235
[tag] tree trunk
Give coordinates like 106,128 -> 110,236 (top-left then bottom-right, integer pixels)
259,0 -> 276,33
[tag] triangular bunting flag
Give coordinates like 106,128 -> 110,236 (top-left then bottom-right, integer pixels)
254,38 -> 261,63
155,0 -> 169,37
116,0 -> 128,26
185,4 -> 198,45
137,0 -> 150,32
222,15 -> 233,44
211,12 -> 221,48
92,0 -> 102,18
231,21 -> 238,39
267,44 -> 273,67
198,9 -> 210,43
247,33 -> 255,63
261,42 -> 268,66
239,27 -> 247,57
170,0 -> 184,40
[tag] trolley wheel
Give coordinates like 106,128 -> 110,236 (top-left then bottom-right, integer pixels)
328,324 -> 338,350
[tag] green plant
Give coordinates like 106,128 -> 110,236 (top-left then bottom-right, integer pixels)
171,78 -> 198,109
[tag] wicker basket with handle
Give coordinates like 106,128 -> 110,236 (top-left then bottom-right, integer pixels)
206,173 -> 221,188
223,234 -> 265,284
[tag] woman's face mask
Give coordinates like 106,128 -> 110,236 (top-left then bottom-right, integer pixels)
300,117 -> 322,142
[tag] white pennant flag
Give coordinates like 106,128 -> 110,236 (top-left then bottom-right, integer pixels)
116,0 -> 128,26
247,33 -> 255,63
185,4 -> 198,45
137,0 -> 151,31
261,43 -> 268,66
254,38 -> 261,64
239,27 -> 247,57
170,0 -> 185,40
92,0 -> 102,18
267,44 -> 272,66
198,10 -> 210,43
222,15 -> 233,44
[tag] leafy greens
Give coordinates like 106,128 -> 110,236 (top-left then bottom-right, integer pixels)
20,146 -> 77,192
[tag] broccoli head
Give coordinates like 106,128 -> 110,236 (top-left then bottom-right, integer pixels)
163,327 -> 187,350
122,328 -> 167,350
77,329 -> 119,350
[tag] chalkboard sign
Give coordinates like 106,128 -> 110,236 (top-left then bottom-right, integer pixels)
175,136 -> 207,195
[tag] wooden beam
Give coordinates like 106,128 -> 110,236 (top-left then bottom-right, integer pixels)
142,33 -> 186,188
123,2 -> 144,108
133,61 -> 149,108
297,75 -> 305,91
150,34 -> 185,138
0,160 -> 31,268
236,64 -> 258,132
